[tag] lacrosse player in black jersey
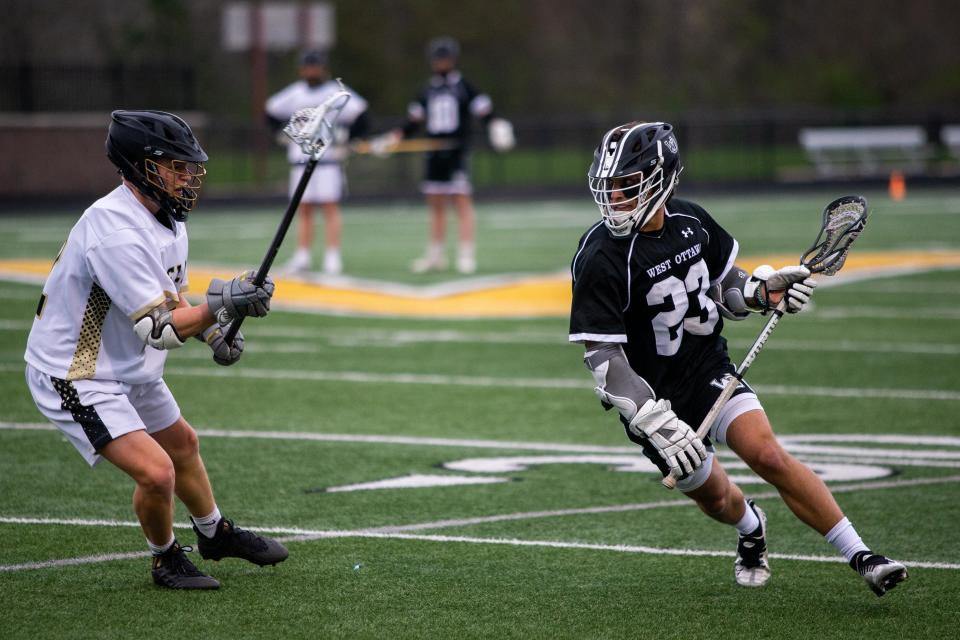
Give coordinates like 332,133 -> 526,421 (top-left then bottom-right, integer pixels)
374,36 -> 514,274
569,121 -> 907,596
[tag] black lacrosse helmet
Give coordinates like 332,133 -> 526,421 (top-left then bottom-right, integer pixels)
588,121 -> 682,236
106,110 -> 208,222
427,36 -> 460,61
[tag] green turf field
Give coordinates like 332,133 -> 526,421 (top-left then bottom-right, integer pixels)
1,190 -> 959,639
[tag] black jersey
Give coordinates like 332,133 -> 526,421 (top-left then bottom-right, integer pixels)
569,198 -> 739,400
405,71 -> 492,145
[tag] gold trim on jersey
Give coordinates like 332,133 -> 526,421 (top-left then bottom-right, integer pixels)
66,284 -> 112,381
128,291 -> 179,322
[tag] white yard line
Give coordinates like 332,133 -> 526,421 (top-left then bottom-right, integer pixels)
312,532 -> 960,571
812,306 -> 960,320
123,367 -> 960,402
0,551 -> 150,572
5,422 -> 960,461
4,327 -> 960,357
359,475 -> 960,534
4,475 -> 960,574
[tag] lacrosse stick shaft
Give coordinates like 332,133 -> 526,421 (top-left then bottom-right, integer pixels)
661,299 -> 787,490
351,138 -> 458,155
222,158 -> 318,345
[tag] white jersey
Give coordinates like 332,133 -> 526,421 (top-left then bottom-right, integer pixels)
24,184 -> 189,384
265,79 -> 368,164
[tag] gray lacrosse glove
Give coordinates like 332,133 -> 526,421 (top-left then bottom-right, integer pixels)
746,265 -> 817,314
628,399 -> 707,478
206,271 -> 275,324
198,324 -> 244,366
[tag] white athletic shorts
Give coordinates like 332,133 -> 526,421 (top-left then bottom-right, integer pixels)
421,171 -> 472,196
289,163 -> 344,204
675,392 -> 764,493
25,364 -> 181,467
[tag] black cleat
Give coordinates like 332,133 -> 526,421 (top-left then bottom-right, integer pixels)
195,518 -> 289,567
151,541 -> 220,590
850,550 -> 908,597
734,500 -> 770,587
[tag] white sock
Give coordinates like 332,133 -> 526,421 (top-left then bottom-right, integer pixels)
427,242 -> 444,259
325,247 -> 341,261
191,506 -> 223,539
147,533 -> 175,556
734,499 -> 761,535
458,242 -> 475,259
825,517 -> 870,561
294,247 -> 311,261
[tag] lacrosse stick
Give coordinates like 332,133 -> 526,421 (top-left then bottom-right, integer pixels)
350,137 -> 458,155
662,195 -> 869,489
223,82 -> 352,346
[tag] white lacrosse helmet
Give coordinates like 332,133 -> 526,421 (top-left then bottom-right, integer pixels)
587,121 -> 682,236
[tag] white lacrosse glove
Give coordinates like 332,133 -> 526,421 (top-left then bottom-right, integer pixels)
628,399 -> 707,478
745,264 -> 817,314
368,131 -> 402,157
488,118 -> 515,152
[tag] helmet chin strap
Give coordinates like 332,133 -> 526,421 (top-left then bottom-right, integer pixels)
633,171 -> 678,232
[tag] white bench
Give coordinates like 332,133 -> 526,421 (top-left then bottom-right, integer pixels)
798,126 -> 930,177
942,125 -> 960,160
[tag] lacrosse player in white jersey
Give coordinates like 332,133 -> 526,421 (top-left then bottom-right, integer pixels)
266,50 -> 369,275
570,121 -> 908,596
24,110 -> 287,590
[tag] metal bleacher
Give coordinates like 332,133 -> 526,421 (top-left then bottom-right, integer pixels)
798,126 -> 931,178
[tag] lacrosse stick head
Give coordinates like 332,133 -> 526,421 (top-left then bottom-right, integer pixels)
800,195 -> 869,275
282,79 -> 351,160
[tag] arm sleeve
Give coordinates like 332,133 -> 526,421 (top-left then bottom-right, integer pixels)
584,343 -> 655,418
569,251 -> 628,344
85,229 -> 178,321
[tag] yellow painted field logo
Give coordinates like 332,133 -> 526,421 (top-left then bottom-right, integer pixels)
2,250 -> 959,318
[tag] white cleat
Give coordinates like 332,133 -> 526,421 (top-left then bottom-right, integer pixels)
410,253 -> 448,274
456,253 -> 476,275
322,251 -> 343,275
283,249 -> 312,274
734,501 -> 770,588
850,551 -> 908,597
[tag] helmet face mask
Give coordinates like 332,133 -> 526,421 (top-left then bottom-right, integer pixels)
106,110 -> 208,222
144,157 -> 206,215
587,121 -> 682,237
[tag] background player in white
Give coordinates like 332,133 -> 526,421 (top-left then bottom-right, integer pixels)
570,121 -> 908,596
266,50 -> 370,275
24,110 -> 287,590
377,36 -> 515,274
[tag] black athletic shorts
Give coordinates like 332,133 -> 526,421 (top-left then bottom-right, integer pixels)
621,359 -> 759,478
425,148 -> 468,182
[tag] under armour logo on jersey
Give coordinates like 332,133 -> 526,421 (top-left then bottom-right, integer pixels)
681,227 -> 693,238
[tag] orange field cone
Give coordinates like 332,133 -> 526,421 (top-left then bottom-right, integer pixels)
889,171 -> 906,201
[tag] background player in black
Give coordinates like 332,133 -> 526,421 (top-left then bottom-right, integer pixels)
569,121 -> 907,596
378,37 -> 514,274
